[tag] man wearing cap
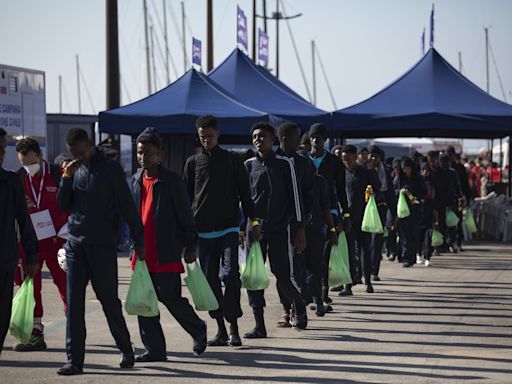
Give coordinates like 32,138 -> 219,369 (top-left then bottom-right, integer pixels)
56,128 -> 145,375
244,122 -> 307,338
306,123 -> 348,304
133,127 -> 207,361
183,115 -> 254,347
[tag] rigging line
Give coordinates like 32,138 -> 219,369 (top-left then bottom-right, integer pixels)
314,43 -> 338,110
488,42 -> 508,102
119,33 -> 144,97
120,74 -> 132,104
151,14 -> 175,80
61,78 -> 72,112
147,0 -> 179,78
78,67 -> 97,114
215,0 -> 230,37
167,0 -> 189,68
279,0 -> 312,102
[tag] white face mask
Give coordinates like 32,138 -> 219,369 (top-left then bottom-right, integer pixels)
24,163 -> 41,177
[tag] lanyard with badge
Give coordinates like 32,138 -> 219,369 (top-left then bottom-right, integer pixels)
28,161 -> 57,240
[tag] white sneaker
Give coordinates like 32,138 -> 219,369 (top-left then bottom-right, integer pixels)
416,256 -> 423,264
424,260 -> 430,267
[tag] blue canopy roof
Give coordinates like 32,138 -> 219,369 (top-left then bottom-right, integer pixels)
332,48 -> 512,138
99,69 -> 268,135
209,49 -> 330,127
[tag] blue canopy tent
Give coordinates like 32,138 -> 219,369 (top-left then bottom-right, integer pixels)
98,69 -> 269,173
332,48 -> 512,139
209,48 -> 331,128
98,68 -> 268,136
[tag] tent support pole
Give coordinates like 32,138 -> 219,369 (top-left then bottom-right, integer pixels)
509,135 -> 512,197
500,138 -> 503,183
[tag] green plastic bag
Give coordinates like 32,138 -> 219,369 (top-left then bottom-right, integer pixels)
361,195 -> 384,234
125,260 -> 159,317
446,209 -> 460,227
185,262 -> 219,311
241,241 -> 270,290
328,232 -> 352,287
9,278 -> 36,344
383,227 -> 389,238
431,229 -> 444,247
397,191 -> 411,219
464,209 -> 477,233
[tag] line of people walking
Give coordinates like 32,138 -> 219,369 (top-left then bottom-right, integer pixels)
0,118 -> 472,375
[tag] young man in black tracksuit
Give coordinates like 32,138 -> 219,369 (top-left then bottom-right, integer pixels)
341,145 -> 380,294
275,123 -> 318,324
244,122 -> 307,338
133,128 -> 207,362
183,116 -> 255,347
0,127 -> 39,356
306,123 -> 349,304
57,128 -> 145,375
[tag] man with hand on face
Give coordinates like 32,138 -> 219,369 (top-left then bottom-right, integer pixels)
244,122 -> 307,338
0,128 -> 39,356
133,127 -> 207,361
306,123 -> 349,304
183,115 -> 254,348
341,145 -> 380,295
56,128 -> 145,375
12,137 -> 68,352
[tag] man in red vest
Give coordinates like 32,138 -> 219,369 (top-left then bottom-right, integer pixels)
14,137 -> 68,351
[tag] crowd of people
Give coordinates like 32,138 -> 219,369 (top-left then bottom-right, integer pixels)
0,117 -> 473,375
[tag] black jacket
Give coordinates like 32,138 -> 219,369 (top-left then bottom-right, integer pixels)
345,165 -> 381,226
0,167 -> 38,272
428,166 -> 456,209
310,174 -> 330,227
373,163 -> 397,219
57,148 -> 144,248
183,146 -> 253,233
451,161 -> 471,202
307,151 -> 348,214
393,173 -> 427,204
133,165 -> 197,264
245,151 -> 305,232
276,148 -> 315,218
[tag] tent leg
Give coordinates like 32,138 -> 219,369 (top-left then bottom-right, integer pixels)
500,138 -> 503,183
509,135 -> 512,198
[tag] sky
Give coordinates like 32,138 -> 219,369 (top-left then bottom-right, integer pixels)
2,0 -> 512,126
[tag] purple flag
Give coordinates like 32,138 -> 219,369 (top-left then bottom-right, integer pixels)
237,5 -> 248,51
258,28 -> 269,66
421,27 -> 425,56
429,4 -> 434,47
192,37 -> 202,68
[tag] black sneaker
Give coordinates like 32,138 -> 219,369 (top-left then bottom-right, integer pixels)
13,330 -> 47,352
315,303 -> 325,317
57,363 -> 83,376
293,312 -> 308,330
243,328 -> 267,339
120,352 -> 135,368
193,322 -> 207,356
207,334 -> 228,346
228,333 -> 242,347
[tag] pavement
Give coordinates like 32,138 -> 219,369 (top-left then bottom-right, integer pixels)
1,241 -> 511,384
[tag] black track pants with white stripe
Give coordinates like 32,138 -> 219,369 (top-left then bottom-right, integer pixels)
247,227 -> 306,315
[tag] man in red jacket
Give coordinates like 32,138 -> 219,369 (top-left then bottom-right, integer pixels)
14,137 -> 68,351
